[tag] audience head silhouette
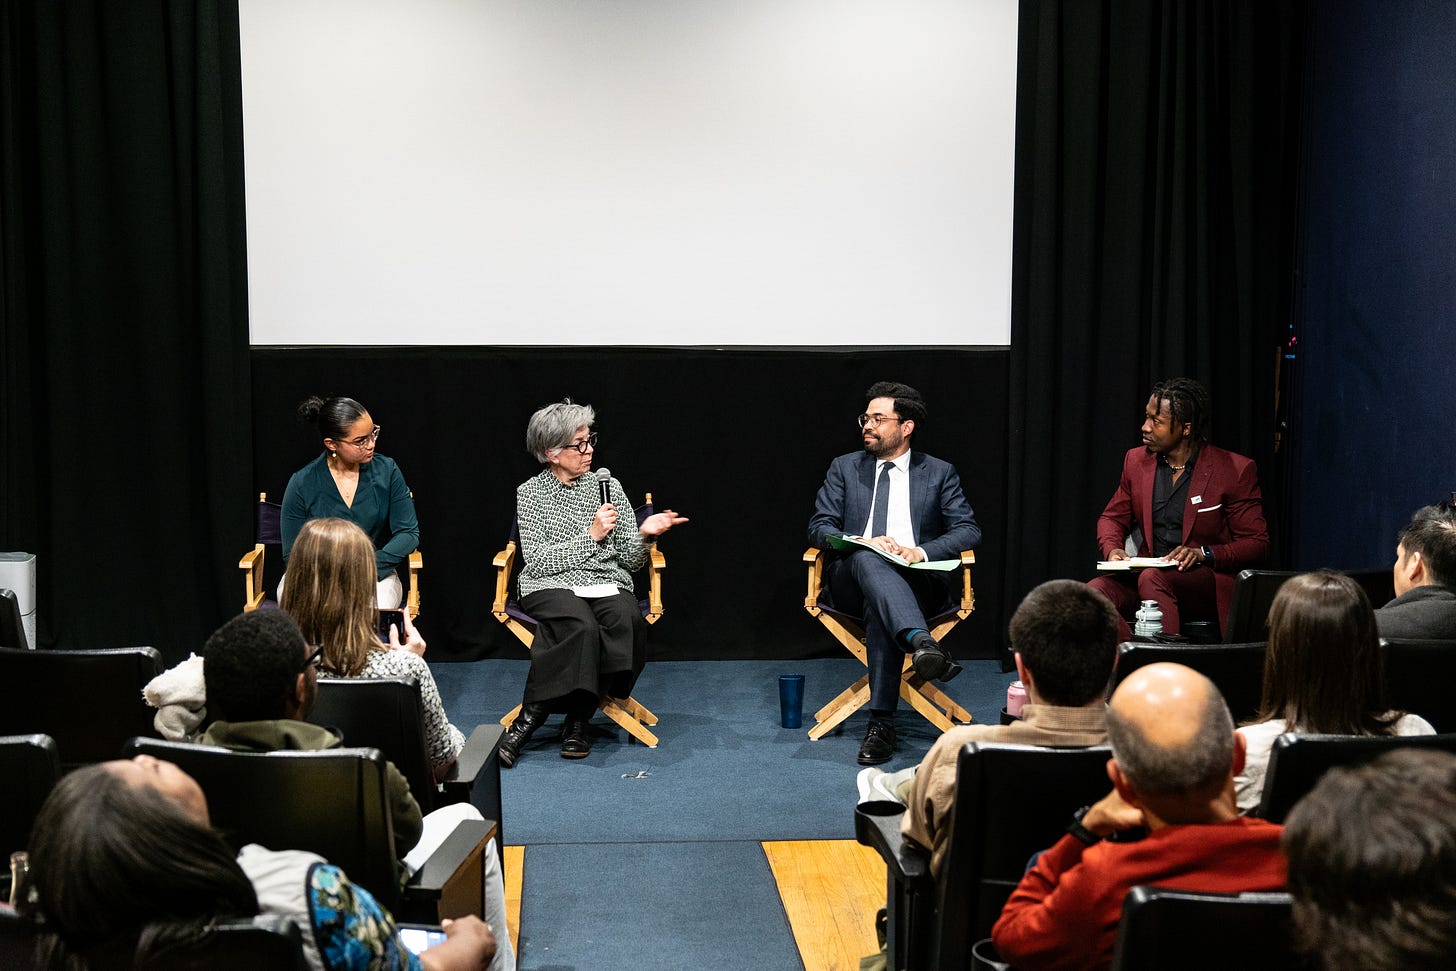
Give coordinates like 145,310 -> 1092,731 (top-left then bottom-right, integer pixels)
281,516 -> 380,676
203,608 -> 317,723
1257,569 -> 1399,734
21,759 -> 257,966
1105,662 -> 1241,823
1009,580 -> 1119,707
1283,747 -> 1456,970
1394,502 -> 1456,594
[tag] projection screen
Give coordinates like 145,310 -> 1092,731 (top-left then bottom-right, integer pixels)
239,0 -> 1019,346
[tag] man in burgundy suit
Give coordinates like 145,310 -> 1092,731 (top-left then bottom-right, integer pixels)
1088,378 -> 1269,639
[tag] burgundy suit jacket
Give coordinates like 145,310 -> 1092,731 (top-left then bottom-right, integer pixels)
1095,443 -> 1270,626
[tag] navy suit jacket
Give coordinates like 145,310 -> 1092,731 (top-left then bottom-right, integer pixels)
808,450 -> 981,562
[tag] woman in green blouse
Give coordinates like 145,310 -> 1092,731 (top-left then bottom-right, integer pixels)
497,399 -> 686,766
280,395 -> 419,609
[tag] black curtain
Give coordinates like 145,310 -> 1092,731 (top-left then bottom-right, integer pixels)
1004,0 -> 1308,641
0,1 -> 251,661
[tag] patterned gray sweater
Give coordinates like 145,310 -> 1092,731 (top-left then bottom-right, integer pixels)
516,469 -> 649,598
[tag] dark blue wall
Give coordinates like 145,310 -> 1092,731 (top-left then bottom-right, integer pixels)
1293,0 -> 1456,570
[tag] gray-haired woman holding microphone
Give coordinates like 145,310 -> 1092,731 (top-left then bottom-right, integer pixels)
498,399 -> 687,766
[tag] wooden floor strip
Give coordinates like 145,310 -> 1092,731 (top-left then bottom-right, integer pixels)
763,839 -> 886,971
504,843 -> 524,957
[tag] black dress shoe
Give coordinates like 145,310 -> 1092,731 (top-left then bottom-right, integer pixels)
858,718 -> 897,766
910,632 -> 963,683
498,703 -> 549,768
561,717 -> 592,759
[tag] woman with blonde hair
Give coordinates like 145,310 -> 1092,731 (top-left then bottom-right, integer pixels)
282,517 -> 465,780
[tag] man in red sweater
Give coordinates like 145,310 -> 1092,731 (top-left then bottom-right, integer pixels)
992,662 -> 1285,971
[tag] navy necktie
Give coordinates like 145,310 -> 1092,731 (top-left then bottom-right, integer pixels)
871,461 -> 893,537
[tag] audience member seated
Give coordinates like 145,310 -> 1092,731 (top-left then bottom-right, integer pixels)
1234,570 -> 1434,813
19,757 -> 495,971
281,394 -> 419,609
991,663 -> 1286,971
869,579 -> 1118,877
497,399 -> 686,766
198,609 -> 514,971
1374,501 -> 1456,640
284,516 -> 464,780
1283,748 -> 1456,970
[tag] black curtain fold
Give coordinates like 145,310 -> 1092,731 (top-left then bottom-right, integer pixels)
1,1 -> 251,660
1003,0 -> 1307,641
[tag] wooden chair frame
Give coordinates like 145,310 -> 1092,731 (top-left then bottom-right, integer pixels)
240,493 -> 423,617
802,546 -> 976,739
490,493 -> 666,747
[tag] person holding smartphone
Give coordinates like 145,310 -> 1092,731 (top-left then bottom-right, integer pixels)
20,757 -> 497,971
282,517 -> 465,780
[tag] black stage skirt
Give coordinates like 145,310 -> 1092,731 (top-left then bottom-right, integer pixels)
519,588 -> 647,705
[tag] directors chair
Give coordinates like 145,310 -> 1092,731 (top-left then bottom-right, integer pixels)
491,493 -> 666,747
802,546 -> 975,739
240,492 -> 422,617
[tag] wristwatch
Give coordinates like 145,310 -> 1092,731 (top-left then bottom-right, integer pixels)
1067,805 -> 1102,846
1201,545 -> 1215,565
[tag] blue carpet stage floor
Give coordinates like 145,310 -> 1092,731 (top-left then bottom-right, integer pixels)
432,658 -> 1017,844
432,658 -> 1015,970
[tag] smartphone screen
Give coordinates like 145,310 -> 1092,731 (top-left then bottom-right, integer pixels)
377,608 -> 407,640
397,925 -> 447,954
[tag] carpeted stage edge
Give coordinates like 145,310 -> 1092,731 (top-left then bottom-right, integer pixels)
431,658 -> 1016,844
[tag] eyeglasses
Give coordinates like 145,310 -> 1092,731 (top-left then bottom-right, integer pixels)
338,426 -> 381,449
300,645 -> 324,671
555,432 -> 599,454
857,414 -> 904,429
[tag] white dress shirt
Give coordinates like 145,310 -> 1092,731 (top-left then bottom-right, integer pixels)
860,450 -> 917,552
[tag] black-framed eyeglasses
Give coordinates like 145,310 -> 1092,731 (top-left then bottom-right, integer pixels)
300,645 -> 324,671
556,432 -> 599,454
857,414 -> 904,429
338,426 -> 381,449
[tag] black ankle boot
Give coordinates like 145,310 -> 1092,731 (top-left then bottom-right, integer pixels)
560,717 -> 592,759
498,703 -> 549,768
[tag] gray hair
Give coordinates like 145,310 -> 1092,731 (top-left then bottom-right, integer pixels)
1106,683 -> 1235,797
526,399 -> 596,463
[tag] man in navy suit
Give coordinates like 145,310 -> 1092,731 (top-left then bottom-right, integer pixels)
1089,378 -> 1270,639
808,381 -> 982,765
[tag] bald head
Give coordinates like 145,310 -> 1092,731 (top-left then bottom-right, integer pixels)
1106,662 -> 1235,797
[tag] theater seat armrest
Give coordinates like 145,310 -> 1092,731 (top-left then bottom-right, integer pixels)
401,818 -> 496,922
855,803 -> 930,887
442,724 -> 504,794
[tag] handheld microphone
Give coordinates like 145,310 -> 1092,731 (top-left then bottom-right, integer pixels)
595,468 -> 613,506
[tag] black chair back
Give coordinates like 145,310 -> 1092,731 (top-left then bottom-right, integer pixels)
309,676 -> 438,812
0,734 -> 60,857
940,743 -> 1116,963
1111,641 -> 1268,723
1110,886 -> 1305,971
254,494 -> 286,608
0,907 -> 306,971
0,647 -> 163,767
0,589 -> 27,650
121,738 -> 403,909
1343,568 -> 1396,613
1256,731 -> 1456,822
1380,637 -> 1456,732
1222,570 -> 1296,643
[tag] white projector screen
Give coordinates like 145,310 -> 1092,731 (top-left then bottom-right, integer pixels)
239,0 -> 1018,347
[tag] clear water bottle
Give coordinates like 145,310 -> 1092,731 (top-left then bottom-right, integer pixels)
1006,680 -> 1028,718
1134,599 -> 1163,637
